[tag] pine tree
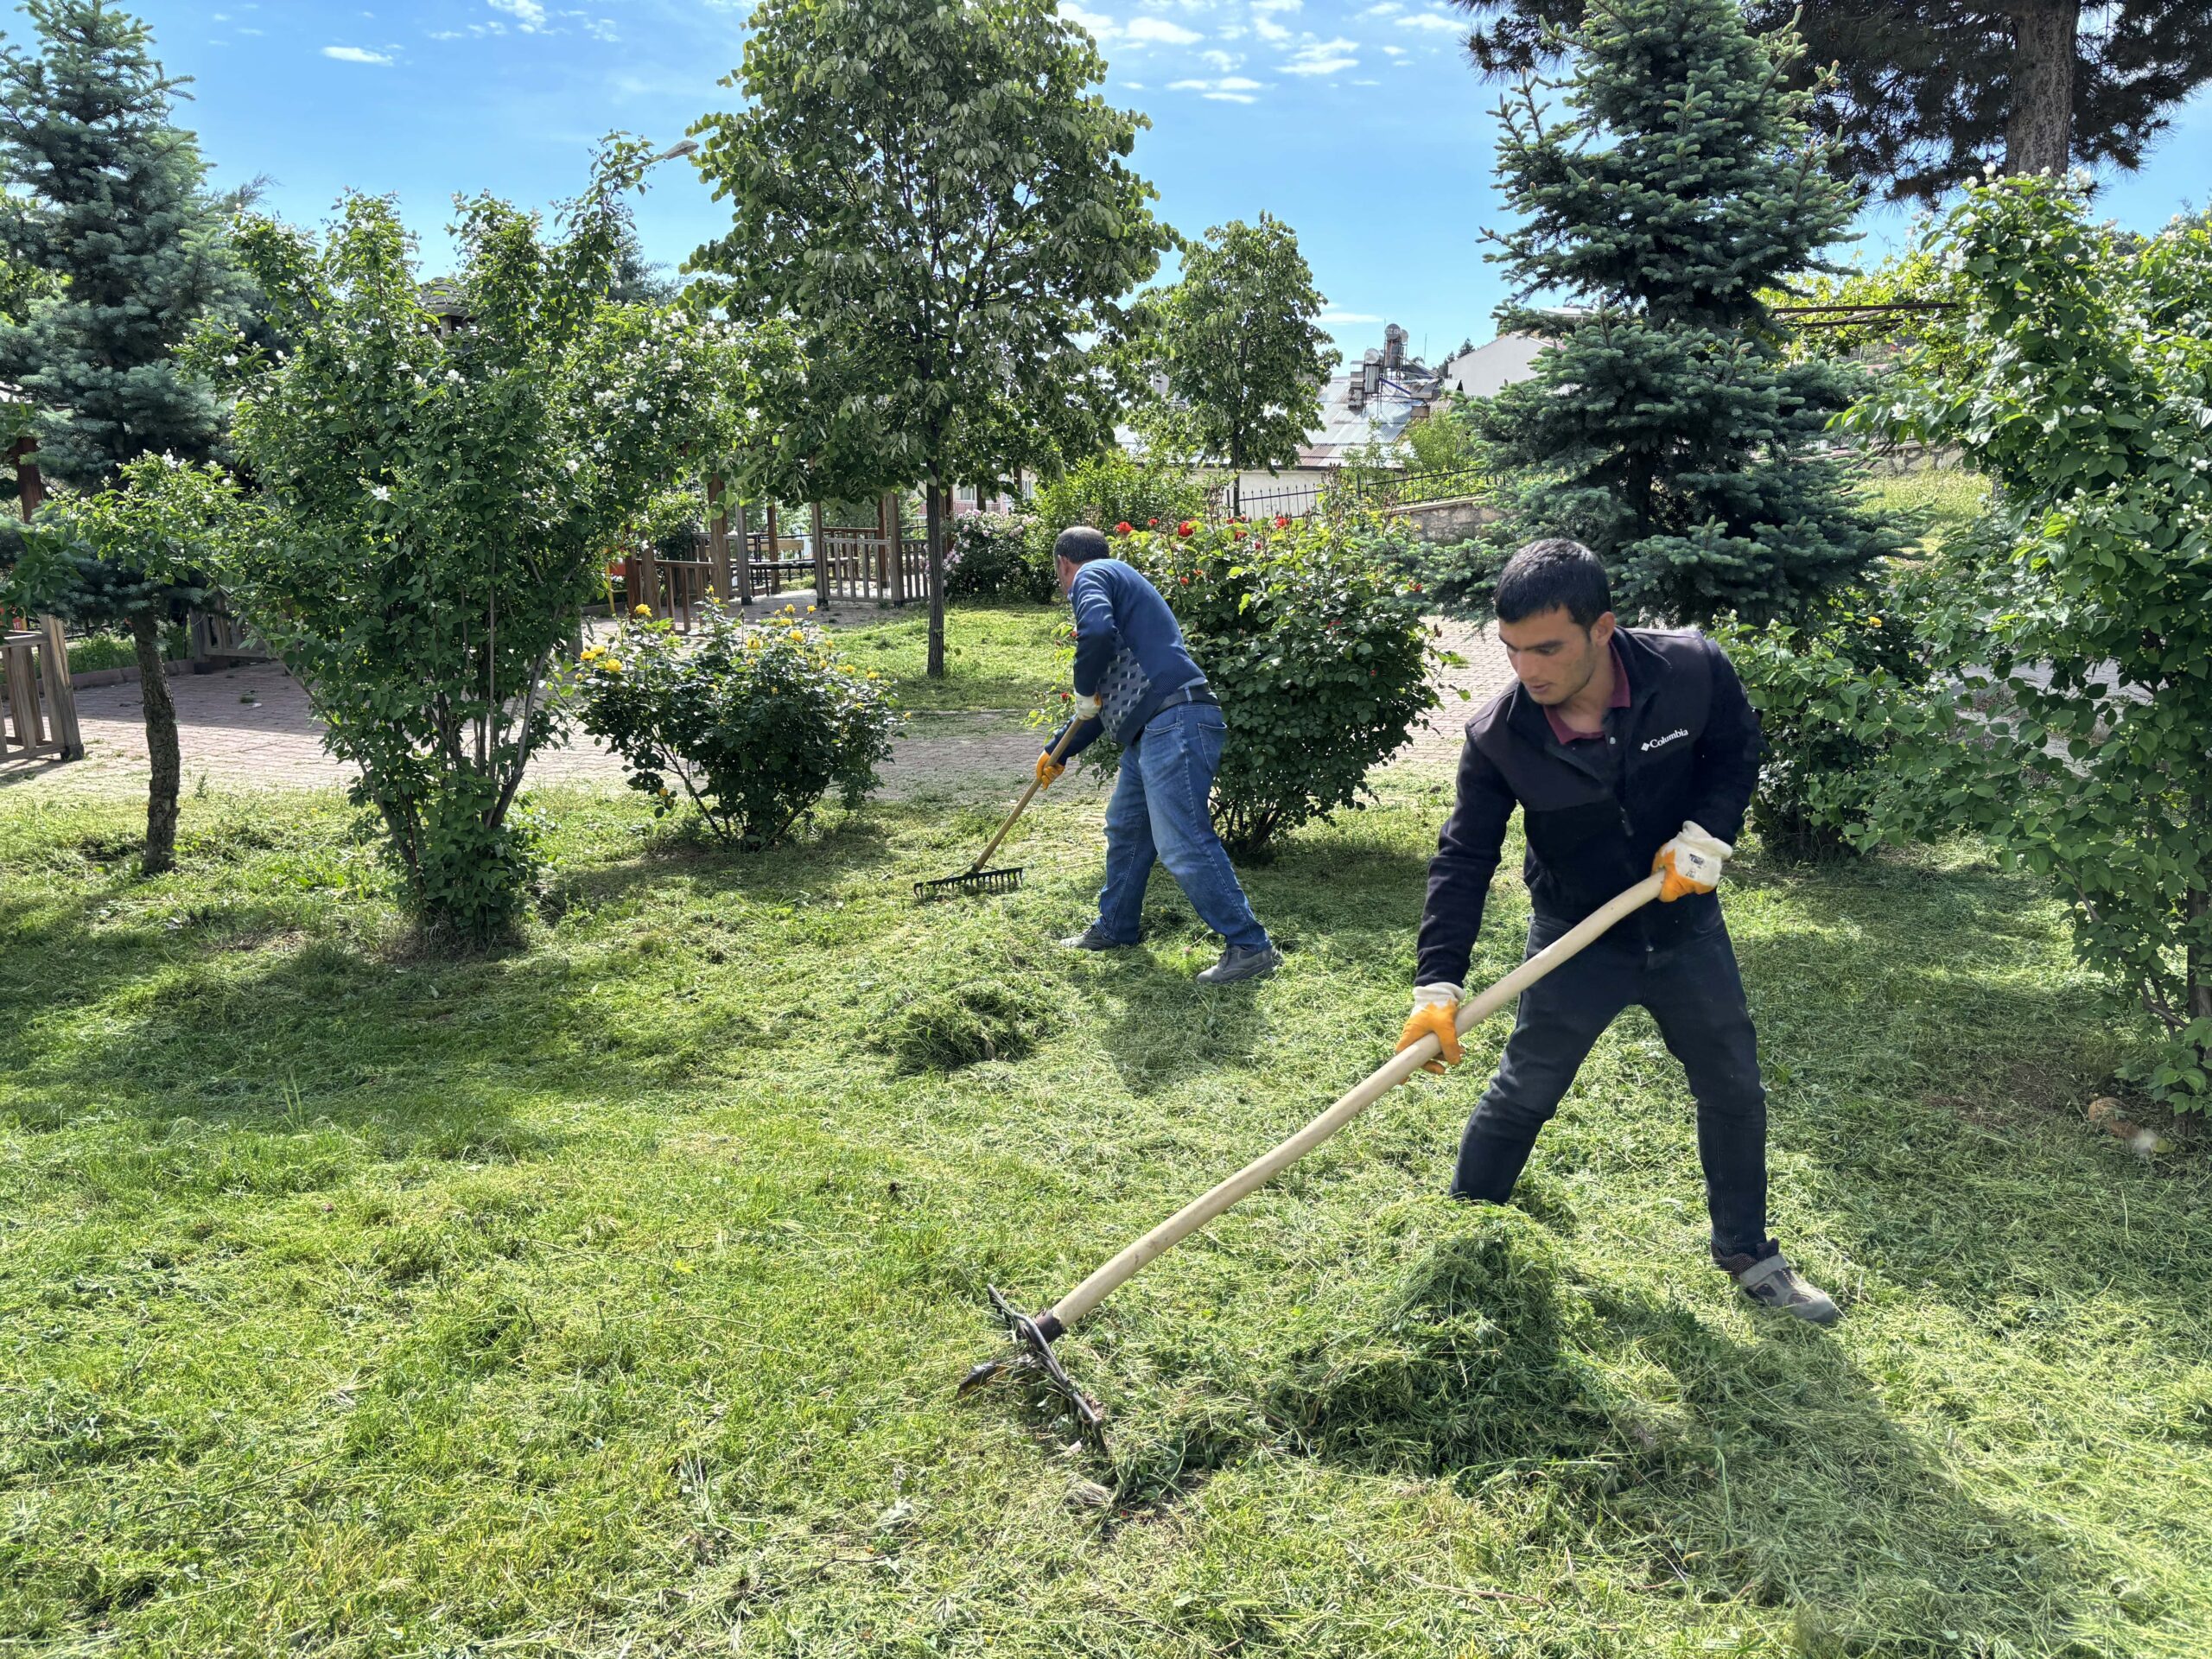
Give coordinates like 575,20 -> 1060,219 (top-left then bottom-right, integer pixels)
1474,0 -> 1900,626
0,0 -> 234,871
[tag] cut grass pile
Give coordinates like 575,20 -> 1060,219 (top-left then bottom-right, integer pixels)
3,773 -> 2210,1656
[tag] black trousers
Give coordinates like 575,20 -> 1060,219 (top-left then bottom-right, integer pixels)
1451,908 -> 1776,1262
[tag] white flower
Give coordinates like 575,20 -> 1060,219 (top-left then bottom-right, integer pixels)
370,485 -> 392,502
633,398 -> 652,413
447,369 -> 464,384
565,457 -> 581,473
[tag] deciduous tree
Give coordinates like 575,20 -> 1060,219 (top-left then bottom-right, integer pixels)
1450,1 -> 2212,202
687,0 -> 1169,676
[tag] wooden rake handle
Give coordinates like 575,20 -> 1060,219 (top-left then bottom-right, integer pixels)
1047,872 -> 1667,1332
967,719 -> 1086,875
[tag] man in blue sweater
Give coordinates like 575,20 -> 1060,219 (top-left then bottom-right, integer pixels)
1037,526 -> 1281,985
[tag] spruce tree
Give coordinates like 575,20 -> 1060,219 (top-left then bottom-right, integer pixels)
1474,0 -> 1898,626
0,0 -> 233,871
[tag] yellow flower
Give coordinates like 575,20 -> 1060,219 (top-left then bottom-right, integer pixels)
633,604 -> 652,618
866,671 -> 880,680
788,629 -> 804,642
806,604 -> 817,613
604,659 -> 623,673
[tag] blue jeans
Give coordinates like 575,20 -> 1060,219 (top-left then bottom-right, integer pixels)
1094,702 -> 1271,952
1452,908 -> 1773,1261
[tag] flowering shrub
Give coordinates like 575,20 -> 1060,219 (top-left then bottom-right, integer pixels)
1107,517 -> 1437,857
1710,581 -> 1929,861
572,602 -> 899,849
944,511 -> 1053,601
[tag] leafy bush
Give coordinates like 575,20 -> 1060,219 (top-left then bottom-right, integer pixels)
574,602 -> 899,849
1712,585 -> 1929,861
1108,515 -> 1436,857
944,511 -> 1052,602
1028,449 -> 1213,542
1838,176 -> 2212,1109
220,147 -> 779,943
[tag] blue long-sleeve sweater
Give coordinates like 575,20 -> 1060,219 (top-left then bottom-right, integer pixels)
1048,557 -> 1209,761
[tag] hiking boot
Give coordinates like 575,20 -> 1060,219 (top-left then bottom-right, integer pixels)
1720,1250 -> 1841,1326
1197,943 -> 1282,985
1058,925 -> 1129,951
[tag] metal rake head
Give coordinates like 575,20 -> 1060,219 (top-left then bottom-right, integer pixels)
956,1285 -> 1107,1447
912,866 -> 1025,900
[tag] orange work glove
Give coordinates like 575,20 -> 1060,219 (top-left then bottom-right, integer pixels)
1395,983 -> 1465,1075
1652,821 -> 1732,901
1036,750 -> 1066,789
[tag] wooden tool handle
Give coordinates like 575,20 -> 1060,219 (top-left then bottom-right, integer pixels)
968,720 -> 1085,874
1049,872 -> 1666,1331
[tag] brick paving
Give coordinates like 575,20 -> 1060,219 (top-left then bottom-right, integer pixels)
0,618 -> 1510,801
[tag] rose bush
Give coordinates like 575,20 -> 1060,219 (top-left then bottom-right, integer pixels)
1099,516 -> 1439,857
573,602 -> 899,850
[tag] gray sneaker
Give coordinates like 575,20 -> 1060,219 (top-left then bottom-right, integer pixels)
1197,943 -> 1282,985
1722,1251 -> 1841,1325
1058,926 -> 1129,951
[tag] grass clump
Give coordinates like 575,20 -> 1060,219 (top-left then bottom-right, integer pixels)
1270,1202 -> 1667,1480
880,976 -> 1050,1071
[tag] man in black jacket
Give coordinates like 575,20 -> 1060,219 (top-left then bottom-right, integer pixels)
1397,539 -> 1839,1324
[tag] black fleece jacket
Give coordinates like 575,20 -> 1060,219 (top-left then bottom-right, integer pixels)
1415,626 -> 1762,988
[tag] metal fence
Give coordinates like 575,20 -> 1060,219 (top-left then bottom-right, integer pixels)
1230,464 -> 1497,524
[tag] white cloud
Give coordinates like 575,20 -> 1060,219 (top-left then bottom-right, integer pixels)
1319,309 -> 1384,325
1361,3 -> 1404,14
1281,37 -> 1357,75
1398,10 -> 1464,30
490,0 -> 547,28
1127,16 -> 1202,46
1380,43 -> 1407,56
1168,72 -> 1267,103
1064,3 -> 1115,38
322,44 -> 391,63
1199,48 -> 1243,72
1254,17 -> 1288,40
581,16 -> 619,41
1252,0 -> 1301,13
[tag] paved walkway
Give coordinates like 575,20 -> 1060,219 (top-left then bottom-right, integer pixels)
0,619 -> 1510,801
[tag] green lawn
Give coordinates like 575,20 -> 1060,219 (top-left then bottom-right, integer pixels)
831,600 -> 1065,715
1866,467 -> 1990,554
4,777 -> 2209,1656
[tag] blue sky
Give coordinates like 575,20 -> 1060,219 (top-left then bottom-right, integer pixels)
91,0 -> 2212,366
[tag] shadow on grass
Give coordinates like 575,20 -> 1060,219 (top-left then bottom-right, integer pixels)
1116,1208 -> 2107,1652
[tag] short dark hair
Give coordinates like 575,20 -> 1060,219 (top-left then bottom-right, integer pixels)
1495,538 -> 1611,627
1054,526 -> 1112,564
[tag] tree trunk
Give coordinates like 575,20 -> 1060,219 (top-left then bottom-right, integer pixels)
131,610 -> 181,874
925,480 -> 947,679
2005,1 -> 2078,177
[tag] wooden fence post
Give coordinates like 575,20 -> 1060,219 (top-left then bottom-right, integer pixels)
634,535 -> 658,620
886,491 -> 905,605
733,497 -> 753,603
706,473 -> 731,604
39,615 -> 80,759
810,502 -> 829,606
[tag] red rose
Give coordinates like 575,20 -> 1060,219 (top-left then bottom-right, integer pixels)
1231,525 -> 1247,540
1177,521 -> 1194,537
1147,518 -> 1159,528
1114,521 -> 1134,535
1273,516 -> 1290,530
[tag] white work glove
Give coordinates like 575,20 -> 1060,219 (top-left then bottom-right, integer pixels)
1395,982 -> 1464,1075
1653,821 -> 1732,902
1070,690 -> 1102,720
